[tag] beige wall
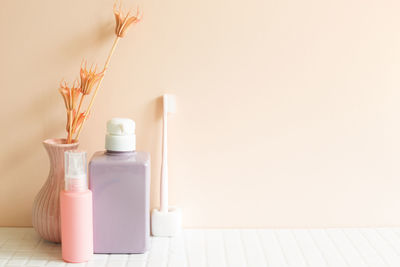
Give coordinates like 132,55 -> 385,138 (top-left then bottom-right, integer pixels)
1,0 -> 400,227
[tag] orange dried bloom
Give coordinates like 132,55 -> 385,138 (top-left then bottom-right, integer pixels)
114,3 -> 141,38
59,81 -> 81,134
59,81 -> 80,111
59,84 -> 71,111
70,82 -> 80,109
80,62 -> 104,95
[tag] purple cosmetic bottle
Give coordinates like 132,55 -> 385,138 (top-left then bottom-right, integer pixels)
89,118 -> 150,254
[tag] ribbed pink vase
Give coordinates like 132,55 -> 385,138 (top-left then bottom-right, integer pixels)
32,138 -> 79,243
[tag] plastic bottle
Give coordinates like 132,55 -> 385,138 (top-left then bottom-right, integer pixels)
89,118 -> 150,253
60,151 -> 93,263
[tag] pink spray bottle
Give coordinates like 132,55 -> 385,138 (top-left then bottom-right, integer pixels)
60,151 -> 93,263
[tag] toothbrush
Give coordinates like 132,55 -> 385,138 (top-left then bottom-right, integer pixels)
151,94 -> 181,236
161,94 -> 176,213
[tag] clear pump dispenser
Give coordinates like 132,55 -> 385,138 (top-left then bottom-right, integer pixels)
64,151 -> 87,192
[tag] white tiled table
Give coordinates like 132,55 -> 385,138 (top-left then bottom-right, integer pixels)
1,227 -> 400,266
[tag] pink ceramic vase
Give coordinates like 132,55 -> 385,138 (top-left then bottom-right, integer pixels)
32,138 -> 79,243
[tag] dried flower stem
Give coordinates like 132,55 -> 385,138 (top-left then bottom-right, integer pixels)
67,111 -> 73,143
74,36 -> 121,140
76,95 -> 85,122
68,94 -> 85,143
66,86 -> 73,143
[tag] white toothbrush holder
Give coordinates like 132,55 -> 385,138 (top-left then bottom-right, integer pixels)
151,207 -> 182,237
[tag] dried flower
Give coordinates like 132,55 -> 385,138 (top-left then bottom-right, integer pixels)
114,3 -> 141,38
59,81 -> 80,111
80,62 -> 104,95
57,3 -> 141,143
70,82 -> 80,109
59,81 -> 82,142
59,85 -> 71,111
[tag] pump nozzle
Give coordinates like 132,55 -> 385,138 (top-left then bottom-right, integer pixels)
64,151 -> 87,192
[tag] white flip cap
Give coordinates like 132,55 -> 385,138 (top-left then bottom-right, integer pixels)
105,118 -> 136,152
